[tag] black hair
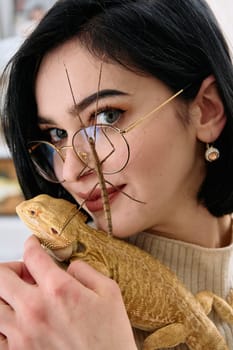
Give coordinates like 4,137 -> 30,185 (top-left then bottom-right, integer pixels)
1,0 -> 233,215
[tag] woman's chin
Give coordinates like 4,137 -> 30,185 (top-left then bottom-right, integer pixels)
92,217 -> 139,239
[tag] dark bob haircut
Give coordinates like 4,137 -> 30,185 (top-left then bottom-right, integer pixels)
1,0 -> 233,216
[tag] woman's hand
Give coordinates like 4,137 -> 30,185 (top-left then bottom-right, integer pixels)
0,236 -> 137,350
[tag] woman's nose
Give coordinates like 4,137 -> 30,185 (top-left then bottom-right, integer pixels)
62,147 -> 88,182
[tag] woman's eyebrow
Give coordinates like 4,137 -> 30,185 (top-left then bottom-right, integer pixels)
37,116 -> 56,125
69,89 -> 129,115
37,89 -> 129,124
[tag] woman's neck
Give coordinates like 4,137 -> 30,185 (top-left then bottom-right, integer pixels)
148,206 -> 232,248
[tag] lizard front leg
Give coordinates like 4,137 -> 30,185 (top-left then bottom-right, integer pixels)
143,323 -> 186,350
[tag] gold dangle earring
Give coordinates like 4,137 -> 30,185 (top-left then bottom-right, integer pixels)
205,143 -> 220,162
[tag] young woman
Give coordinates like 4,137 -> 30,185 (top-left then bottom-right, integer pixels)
1,0 -> 233,348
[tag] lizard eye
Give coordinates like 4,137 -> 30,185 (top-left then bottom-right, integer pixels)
51,227 -> 59,235
29,210 -> 36,216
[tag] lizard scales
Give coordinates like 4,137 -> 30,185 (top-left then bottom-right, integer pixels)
16,194 -> 233,350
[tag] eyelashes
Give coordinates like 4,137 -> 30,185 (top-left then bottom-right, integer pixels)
89,106 -> 125,126
38,105 -> 126,145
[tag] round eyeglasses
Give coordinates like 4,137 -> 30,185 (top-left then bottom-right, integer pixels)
28,124 -> 130,183
28,87 -> 185,183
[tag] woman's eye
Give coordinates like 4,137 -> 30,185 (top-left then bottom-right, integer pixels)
49,128 -> 67,143
96,109 -> 123,125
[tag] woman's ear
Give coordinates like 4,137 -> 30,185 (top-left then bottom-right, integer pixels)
189,75 -> 226,142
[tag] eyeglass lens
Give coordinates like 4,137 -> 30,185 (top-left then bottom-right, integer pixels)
28,125 -> 130,183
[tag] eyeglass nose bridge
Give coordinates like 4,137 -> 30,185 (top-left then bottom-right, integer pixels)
58,145 -> 89,164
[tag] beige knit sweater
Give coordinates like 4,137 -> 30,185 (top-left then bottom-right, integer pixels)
127,231 -> 233,350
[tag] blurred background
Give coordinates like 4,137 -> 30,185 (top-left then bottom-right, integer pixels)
0,0 -> 232,261
0,0 -> 56,261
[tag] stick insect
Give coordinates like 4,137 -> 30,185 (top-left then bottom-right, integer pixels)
64,63 -> 143,236
63,62 -> 186,236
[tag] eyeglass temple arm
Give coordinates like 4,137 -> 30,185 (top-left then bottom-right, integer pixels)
121,88 -> 184,134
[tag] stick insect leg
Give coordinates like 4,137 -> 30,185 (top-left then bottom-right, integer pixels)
78,182 -> 99,210
105,180 -> 145,204
76,163 -> 92,179
98,128 -> 115,167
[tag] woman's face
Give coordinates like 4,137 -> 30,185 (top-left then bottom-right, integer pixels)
35,39 -> 205,237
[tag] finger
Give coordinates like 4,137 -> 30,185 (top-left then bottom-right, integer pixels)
0,267 -> 31,309
23,236 -> 60,283
0,335 -> 8,350
0,333 -> 6,342
0,261 -> 35,284
24,236 -> 80,290
67,260 -> 114,294
0,298 -> 15,341
0,298 -> 9,306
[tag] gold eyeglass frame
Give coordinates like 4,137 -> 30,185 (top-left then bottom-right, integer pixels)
28,87 -> 185,183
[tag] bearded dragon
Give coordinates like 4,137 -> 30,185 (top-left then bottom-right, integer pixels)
16,194 -> 233,350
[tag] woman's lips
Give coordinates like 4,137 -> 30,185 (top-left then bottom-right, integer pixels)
78,185 -> 125,212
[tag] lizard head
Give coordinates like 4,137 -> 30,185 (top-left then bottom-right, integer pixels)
16,194 -> 87,261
